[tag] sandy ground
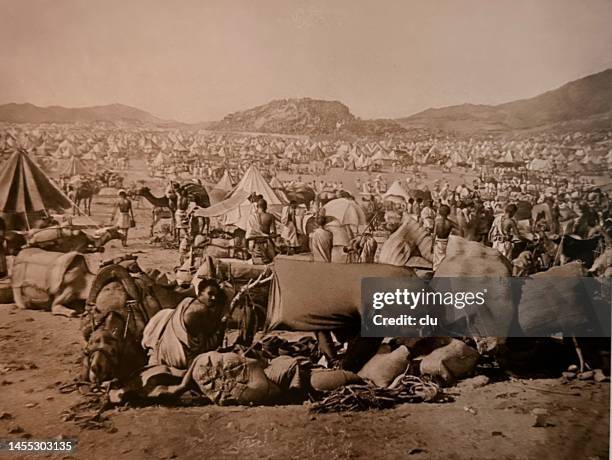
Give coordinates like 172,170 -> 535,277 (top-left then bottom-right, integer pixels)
0,162 -> 610,459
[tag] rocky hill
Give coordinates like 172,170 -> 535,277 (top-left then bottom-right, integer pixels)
397,68 -> 612,134
214,98 -> 355,135
214,97 -> 406,136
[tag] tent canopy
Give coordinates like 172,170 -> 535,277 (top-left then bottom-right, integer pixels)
59,156 -> 92,177
0,150 -> 72,230
215,170 -> 234,192
383,180 -> 411,202
230,165 -> 287,206
196,166 -> 286,229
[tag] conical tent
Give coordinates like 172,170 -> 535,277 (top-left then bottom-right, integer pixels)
221,165 -> 287,229
383,180 -> 411,202
230,166 -> 286,206
0,150 -> 72,230
59,156 -> 92,177
269,176 -> 283,189
152,151 -> 166,167
215,170 -> 234,192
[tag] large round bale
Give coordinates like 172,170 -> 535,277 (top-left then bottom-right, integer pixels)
432,235 -> 515,338
378,217 -> 433,266
518,261 -> 597,336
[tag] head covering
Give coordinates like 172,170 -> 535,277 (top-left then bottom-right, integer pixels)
117,189 -> 127,196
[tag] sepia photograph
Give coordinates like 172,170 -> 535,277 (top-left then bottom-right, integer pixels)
0,1 -> 610,459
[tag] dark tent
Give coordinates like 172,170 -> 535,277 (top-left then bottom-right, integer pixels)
0,149 -> 72,230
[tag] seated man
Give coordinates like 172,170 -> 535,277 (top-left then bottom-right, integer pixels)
142,278 -> 227,369
310,214 -> 333,262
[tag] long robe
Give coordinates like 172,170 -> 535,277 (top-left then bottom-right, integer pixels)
280,207 -> 299,247
432,238 -> 448,271
310,228 -> 333,262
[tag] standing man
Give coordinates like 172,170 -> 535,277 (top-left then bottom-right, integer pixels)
175,188 -> 190,241
246,199 -> 277,264
110,189 -> 135,247
489,204 -> 522,260
420,199 -> 435,232
432,205 -> 459,271
0,217 -> 7,278
281,200 -> 300,255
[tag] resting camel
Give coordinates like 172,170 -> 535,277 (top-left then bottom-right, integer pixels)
7,226 -> 123,255
82,262 -> 191,383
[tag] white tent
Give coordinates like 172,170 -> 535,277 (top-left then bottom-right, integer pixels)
152,151 -> 166,167
383,180 -> 411,202
528,158 -> 552,171
215,165 -> 287,229
215,170 -> 234,192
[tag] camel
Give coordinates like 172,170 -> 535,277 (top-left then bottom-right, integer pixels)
137,184 -> 211,238
71,180 -> 100,216
136,187 -> 176,237
25,225 -> 123,253
7,226 -> 122,255
11,248 -> 97,317
82,262 -> 190,383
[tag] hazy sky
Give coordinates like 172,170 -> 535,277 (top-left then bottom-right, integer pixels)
1,0 -> 611,122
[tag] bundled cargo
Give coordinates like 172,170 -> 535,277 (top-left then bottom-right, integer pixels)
266,258 -> 416,331
435,235 -> 512,277
378,217 -> 432,266
432,236 -> 515,337
419,339 -> 480,385
357,345 -> 410,387
518,262 -> 594,336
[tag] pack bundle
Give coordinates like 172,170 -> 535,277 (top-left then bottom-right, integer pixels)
432,236 -> 515,337
518,261 -> 595,336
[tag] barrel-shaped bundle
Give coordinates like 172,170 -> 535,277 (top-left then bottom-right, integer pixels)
25,227 -> 64,247
378,217 -> 432,267
518,262 -> 595,336
266,258 -> 417,331
435,235 -> 512,277
432,236 -> 515,337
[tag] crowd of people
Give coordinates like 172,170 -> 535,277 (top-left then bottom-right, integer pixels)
168,165 -> 609,280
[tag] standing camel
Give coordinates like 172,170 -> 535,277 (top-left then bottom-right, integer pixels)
136,187 -> 176,237
138,184 -> 210,239
71,180 -> 99,216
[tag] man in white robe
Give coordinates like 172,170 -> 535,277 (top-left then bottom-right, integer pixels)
281,201 -> 300,254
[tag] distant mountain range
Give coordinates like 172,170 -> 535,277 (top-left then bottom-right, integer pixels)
1,68 -> 610,134
396,69 -> 612,134
0,102 -> 173,126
